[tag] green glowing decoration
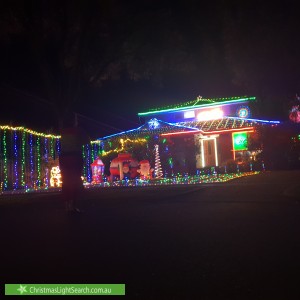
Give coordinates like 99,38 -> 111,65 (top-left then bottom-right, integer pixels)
168,157 -> 173,168
233,132 -> 248,151
50,138 -> 55,159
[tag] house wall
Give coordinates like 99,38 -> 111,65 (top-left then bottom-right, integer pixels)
218,133 -> 234,165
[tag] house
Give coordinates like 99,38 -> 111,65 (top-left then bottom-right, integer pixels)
98,96 -> 280,175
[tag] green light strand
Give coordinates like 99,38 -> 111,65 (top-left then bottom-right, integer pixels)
2,130 -> 8,190
50,138 -> 54,159
99,144 -> 102,157
138,97 -> 256,116
91,144 -> 95,161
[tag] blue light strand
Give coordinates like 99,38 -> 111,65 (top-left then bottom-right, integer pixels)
99,124 -> 145,140
56,138 -> 61,156
82,145 -> 87,179
98,118 -> 198,141
230,117 -> 280,124
86,143 -> 92,183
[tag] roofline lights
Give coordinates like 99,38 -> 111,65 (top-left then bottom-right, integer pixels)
99,125 -> 144,140
161,127 -> 255,137
97,116 -> 279,141
230,117 -> 280,124
98,118 -> 199,141
0,125 -> 61,139
138,97 -> 256,116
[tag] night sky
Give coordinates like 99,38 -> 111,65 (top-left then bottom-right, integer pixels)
1,0 -> 300,138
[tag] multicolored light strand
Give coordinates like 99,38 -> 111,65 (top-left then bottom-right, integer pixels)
13,131 -> 19,189
0,125 -> 60,191
2,130 -> 8,190
21,131 -> 26,188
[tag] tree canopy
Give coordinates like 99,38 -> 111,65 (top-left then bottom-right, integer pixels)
1,0 -> 300,133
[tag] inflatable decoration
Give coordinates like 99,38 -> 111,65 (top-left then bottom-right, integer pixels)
109,153 -> 139,180
137,160 -> 154,180
90,157 -> 105,184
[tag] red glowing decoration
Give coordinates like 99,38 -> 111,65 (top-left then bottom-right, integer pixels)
137,160 -> 154,180
289,105 -> 300,123
90,157 -> 105,184
109,153 -> 139,180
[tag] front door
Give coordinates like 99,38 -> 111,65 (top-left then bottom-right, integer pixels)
203,139 -> 216,167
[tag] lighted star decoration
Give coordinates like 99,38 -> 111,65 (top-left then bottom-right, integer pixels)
17,285 -> 27,294
148,118 -> 160,129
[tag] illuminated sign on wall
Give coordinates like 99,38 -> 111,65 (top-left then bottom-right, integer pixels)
197,108 -> 224,121
184,110 -> 195,119
232,132 -> 248,151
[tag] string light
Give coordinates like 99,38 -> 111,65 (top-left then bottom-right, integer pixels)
44,138 -> 49,187
86,143 -> 91,182
29,134 -> 34,187
2,130 -> 8,190
13,131 -> 19,189
50,138 -> 55,159
21,131 -> 26,188
154,144 -> 163,178
100,138 -> 147,156
56,138 -> 61,156
0,125 -> 60,138
138,96 -> 256,116
0,125 -> 62,190
91,143 -> 95,162
87,171 -> 260,188
82,145 -> 87,179
36,137 -> 41,187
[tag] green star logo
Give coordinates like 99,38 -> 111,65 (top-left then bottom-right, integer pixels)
17,285 -> 27,294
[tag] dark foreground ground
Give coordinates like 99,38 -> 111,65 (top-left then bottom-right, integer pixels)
1,170 -> 300,299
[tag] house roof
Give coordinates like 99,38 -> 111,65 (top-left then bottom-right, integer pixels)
138,96 -> 256,116
175,117 -> 280,134
98,118 -> 198,141
97,117 -> 280,142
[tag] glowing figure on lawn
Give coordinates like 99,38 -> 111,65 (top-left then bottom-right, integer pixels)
50,166 -> 62,187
